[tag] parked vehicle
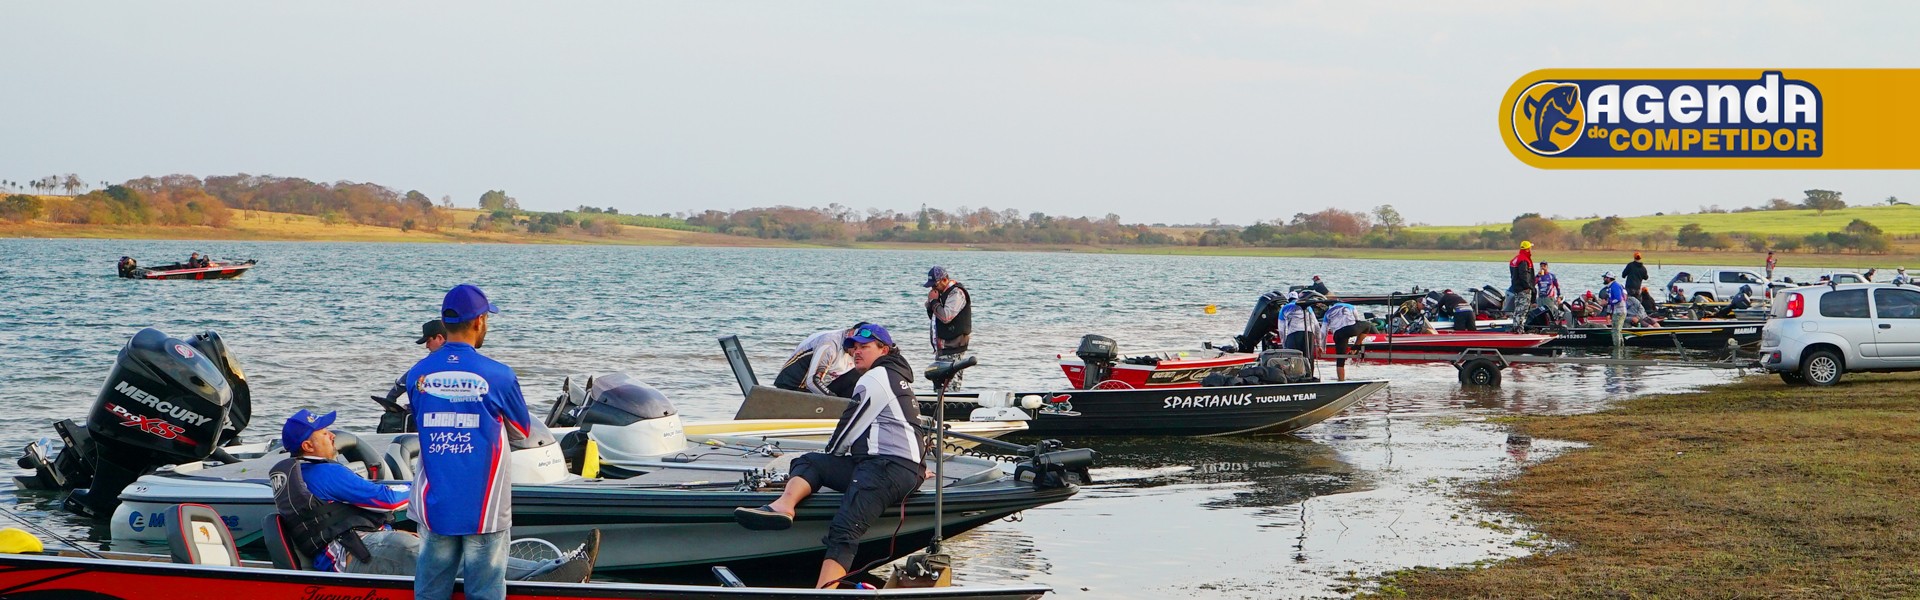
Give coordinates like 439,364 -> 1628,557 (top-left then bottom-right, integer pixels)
1669,269 -> 1782,301
1760,283 -> 1920,386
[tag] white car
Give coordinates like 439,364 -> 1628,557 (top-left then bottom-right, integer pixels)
1761,283 -> 1920,386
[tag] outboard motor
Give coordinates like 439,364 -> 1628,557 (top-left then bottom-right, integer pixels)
559,374 -> 685,471
1074,335 -> 1118,389
187,331 -> 251,447
63,328 -> 235,518
1232,290 -> 1288,353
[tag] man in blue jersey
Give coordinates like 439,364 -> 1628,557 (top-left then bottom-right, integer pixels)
406,284 -> 535,600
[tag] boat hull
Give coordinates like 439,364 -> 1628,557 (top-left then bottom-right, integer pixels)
129,261 -> 256,280
0,551 -> 1051,599
932,380 -> 1387,437
1540,324 -> 1759,349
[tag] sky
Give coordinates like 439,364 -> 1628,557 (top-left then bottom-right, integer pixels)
3,1 -> 1914,226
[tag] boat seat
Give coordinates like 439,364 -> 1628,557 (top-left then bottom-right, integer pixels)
262,513 -> 312,570
733,385 -> 849,420
382,434 -> 419,482
166,503 -> 239,567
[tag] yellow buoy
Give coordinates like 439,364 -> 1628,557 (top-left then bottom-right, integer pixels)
581,439 -> 601,479
1203,304 -> 1218,315
0,528 -> 43,554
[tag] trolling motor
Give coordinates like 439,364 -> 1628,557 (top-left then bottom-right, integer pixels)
15,329 -> 251,519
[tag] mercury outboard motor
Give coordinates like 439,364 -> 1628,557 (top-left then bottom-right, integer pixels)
1232,290 -> 1288,353
1074,334 -> 1118,389
62,328 -> 236,518
555,373 -> 684,477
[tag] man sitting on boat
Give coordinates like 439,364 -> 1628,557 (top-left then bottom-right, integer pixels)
773,322 -> 871,397
269,409 -> 592,578
734,323 -> 928,589
1712,285 -> 1755,319
117,256 -> 137,278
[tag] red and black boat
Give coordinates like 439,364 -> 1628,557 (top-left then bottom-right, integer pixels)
117,258 -> 257,280
0,546 -> 1051,600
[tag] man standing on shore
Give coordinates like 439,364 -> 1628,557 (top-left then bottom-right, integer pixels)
1766,251 -> 1778,280
924,266 -> 972,389
406,284 -> 534,600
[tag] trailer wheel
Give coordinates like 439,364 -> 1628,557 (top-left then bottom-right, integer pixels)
1459,359 -> 1503,387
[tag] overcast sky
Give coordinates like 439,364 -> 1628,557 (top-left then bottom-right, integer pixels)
4,1 -> 1913,226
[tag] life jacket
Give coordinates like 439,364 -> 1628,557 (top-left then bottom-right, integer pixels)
930,283 -> 972,351
269,457 -> 385,566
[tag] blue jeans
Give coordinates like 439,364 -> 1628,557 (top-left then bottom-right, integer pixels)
416,528 -> 510,600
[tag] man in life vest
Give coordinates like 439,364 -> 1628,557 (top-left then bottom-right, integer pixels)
269,409 -> 593,579
924,266 -> 972,390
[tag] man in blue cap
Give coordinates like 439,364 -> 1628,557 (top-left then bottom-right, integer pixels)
269,409 -> 415,574
404,284 -> 536,600
270,408 -> 594,581
734,323 -> 927,588
923,266 -> 972,389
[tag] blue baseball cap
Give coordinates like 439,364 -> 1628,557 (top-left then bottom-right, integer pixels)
281,409 -> 336,454
843,323 -> 894,348
923,266 -> 949,288
441,284 -> 499,325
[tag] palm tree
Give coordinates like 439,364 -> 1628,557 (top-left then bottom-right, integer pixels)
61,174 -> 83,196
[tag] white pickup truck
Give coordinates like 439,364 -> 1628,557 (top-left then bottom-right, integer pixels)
1667,269 -> 1782,301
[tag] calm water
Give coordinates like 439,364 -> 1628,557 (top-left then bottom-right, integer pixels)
0,239 -> 1783,597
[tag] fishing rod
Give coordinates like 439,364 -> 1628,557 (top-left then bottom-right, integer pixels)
0,505 -> 102,559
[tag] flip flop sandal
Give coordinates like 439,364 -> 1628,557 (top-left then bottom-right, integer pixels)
734,505 -> 794,531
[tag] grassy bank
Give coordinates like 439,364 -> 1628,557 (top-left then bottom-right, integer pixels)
0,209 -> 804,248
1365,372 -> 1920,599
1408,203 -> 1920,236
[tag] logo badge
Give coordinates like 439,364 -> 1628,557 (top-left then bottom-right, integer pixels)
172,344 -> 196,359
1512,82 -> 1584,156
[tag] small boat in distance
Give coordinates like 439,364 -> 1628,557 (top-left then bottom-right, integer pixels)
117,257 -> 257,280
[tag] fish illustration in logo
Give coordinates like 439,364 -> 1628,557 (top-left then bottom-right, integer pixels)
1513,82 -> 1584,155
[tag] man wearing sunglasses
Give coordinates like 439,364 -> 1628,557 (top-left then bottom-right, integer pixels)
734,323 -> 926,589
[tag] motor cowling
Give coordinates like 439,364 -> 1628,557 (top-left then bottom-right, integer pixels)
1233,291 -> 1288,353
187,331 -> 251,446
573,374 -> 686,462
1074,335 -> 1117,389
67,328 -> 234,518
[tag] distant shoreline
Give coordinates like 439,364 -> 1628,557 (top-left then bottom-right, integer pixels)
4,217 -> 1912,270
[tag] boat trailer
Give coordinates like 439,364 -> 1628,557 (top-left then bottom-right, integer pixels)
1329,347 -> 1760,387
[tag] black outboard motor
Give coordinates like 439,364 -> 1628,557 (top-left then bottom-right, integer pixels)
187,331 -> 251,447
1232,290 -> 1288,353
1074,335 -> 1118,390
62,328 -> 235,518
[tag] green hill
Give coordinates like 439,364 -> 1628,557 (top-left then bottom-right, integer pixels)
1409,204 -> 1920,237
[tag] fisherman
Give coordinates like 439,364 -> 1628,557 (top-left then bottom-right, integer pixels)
1765,251 -> 1778,280
1623,252 -> 1650,302
1506,241 -> 1537,325
117,256 -> 137,278
924,266 -> 971,389
1602,273 -> 1627,347
373,319 -> 448,430
269,409 -> 593,579
774,322 -> 871,397
1308,275 -> 1330,296
1438,288 -> 1474,331
1895,267 -> 1912,286
1321,298 -> 1373,382
733,324 -> 927,589
1535,262 -> 1562,303
405,284 -> 536,600
188,252 -> 203,268
1713,285 -> 1754,318
1278,292 -> 1323,352
1390,297 -> 1435,334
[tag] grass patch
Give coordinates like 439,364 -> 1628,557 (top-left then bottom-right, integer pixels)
1363,372 -> 1920,599
1410,203 -> 1920,237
